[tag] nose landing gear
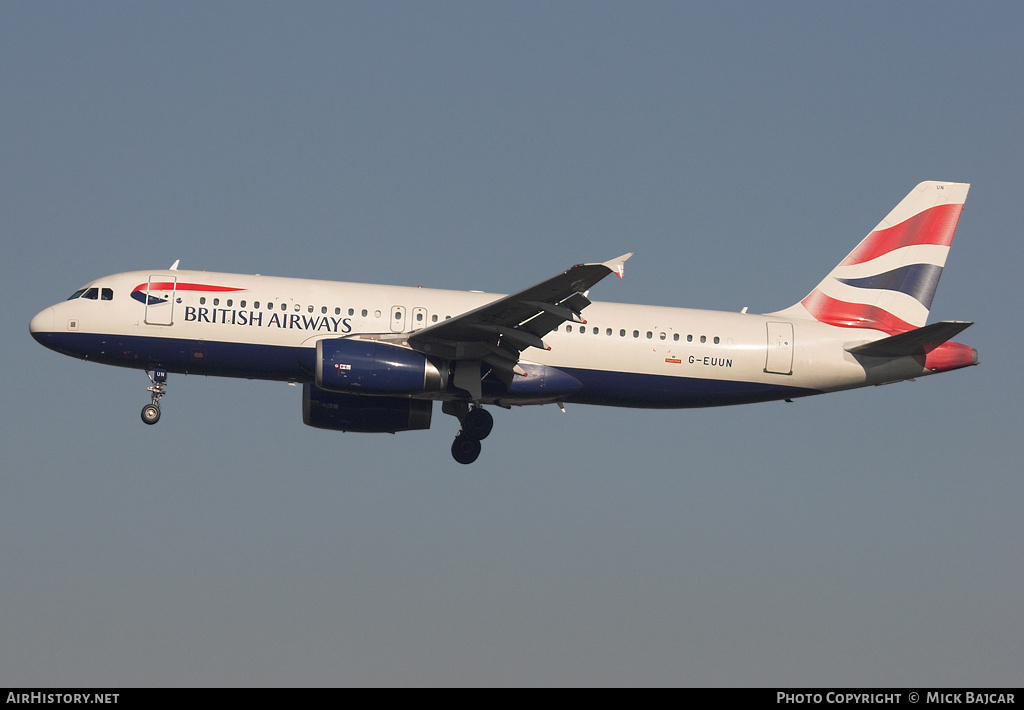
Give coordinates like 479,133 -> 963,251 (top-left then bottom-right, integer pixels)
141,369 -> 168,425
445,403 -> 494,464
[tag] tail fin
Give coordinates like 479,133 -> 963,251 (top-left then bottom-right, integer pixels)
775,181 -> 970,334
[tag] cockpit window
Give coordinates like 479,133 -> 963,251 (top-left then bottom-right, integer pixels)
67,287 -> 113,300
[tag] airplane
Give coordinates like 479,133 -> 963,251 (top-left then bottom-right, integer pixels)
30,181 -> 978,464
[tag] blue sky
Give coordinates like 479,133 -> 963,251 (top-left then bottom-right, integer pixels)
2,2 -> 1021,686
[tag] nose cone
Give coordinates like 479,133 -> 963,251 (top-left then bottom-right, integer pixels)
30,307 -> 54,345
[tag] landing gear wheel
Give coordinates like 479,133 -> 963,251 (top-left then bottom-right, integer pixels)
451,434 -> 482,465
142,369 -> 168,426
462,407 -> 493,441
141,403 -> 161,425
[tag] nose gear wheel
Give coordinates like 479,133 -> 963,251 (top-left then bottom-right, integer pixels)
141,369 -> 168,425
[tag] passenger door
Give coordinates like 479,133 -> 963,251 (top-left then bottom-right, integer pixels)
144,276 -> 176,326
765,322 -> 794,375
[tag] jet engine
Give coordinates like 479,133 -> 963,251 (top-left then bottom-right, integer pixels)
302,384 -> 432,433
316,338 -> 444,395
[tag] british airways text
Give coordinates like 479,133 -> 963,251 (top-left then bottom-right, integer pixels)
184,306 -> 352,333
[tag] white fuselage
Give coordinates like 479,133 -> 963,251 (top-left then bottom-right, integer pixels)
30,268 -> 940,409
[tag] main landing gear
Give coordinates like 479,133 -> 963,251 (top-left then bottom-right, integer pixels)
141,369 -> 168,425
446,404 -> 493,465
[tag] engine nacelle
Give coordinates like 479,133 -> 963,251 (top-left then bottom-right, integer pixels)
316,338 -> 443,395
302,384 -> 432,433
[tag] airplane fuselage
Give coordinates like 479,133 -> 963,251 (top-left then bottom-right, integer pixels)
28,182 -> 979,464
31,268 -> 955,410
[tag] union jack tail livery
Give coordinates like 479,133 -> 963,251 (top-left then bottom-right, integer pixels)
781,181 -> 969,335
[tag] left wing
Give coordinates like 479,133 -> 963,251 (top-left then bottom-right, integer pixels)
408,253 -> 632,400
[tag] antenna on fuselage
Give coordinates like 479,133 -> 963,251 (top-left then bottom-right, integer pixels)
169,260 -> 180,271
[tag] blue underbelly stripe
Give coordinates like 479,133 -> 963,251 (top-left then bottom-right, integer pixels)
34,332 -> 821,407
559,367 -> 819,408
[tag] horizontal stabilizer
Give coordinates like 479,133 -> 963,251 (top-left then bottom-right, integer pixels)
846,321 -> 973,357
